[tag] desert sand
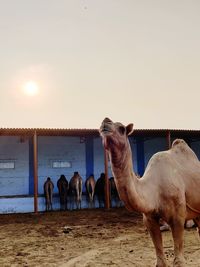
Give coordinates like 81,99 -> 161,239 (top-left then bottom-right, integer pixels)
0,208 -> 199,267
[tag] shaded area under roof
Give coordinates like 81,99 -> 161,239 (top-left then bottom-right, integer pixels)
0,127 -> 200,140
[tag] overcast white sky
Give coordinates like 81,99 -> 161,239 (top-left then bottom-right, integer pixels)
0,0 -> 200,129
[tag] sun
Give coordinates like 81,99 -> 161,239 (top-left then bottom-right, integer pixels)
23,81 -> 39,96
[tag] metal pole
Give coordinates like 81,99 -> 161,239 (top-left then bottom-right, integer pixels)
104,148 -> 110,209
167,130 -> 171,149
33,131 -> 38,213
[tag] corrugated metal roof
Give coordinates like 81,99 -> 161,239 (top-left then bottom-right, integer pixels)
0,127 -> 99,136
133,129 -> 200,137
0,127 -> 200,138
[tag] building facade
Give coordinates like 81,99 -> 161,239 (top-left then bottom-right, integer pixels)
0,128 -> 199,213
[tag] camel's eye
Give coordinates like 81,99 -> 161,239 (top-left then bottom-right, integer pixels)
118,126 -> 125,135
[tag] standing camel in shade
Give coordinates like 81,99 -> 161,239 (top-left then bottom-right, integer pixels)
100,117 -> 200,267
95,173 -> 105,208
109,177 -> 121,207
57,174 -> 69,210
44,177 -> 54,211
85,174 -> 96,208
69,172 -> 83,209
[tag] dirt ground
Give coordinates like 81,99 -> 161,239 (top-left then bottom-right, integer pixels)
0,208 -> 199,267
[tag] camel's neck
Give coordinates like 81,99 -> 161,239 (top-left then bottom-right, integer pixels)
108,141 -> 149,213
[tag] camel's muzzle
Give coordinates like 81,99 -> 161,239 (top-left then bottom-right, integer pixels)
99,118 -> 113,135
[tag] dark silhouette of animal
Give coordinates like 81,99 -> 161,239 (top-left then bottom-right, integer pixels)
85,174 -> 96,208
69,171 -> 83,209
57,174 -> 69,210
95,173 -> 105,208
44,177 -> 54,211
109,177 -> 121,207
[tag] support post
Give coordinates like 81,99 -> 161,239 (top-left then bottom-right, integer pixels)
167,130 -> 171,149
33,131 -> 38,213
136,137 -> 145,176
104,148 -> 110,209
85,136 -> 94,178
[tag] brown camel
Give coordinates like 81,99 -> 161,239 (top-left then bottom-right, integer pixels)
57,174 -> 69,210
85,174 -> 96,208
69,171 -> 83,209
100,117 -> 200,267
44,177 -> 54,211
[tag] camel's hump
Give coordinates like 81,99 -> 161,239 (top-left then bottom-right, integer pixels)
172,139 -> 187,147
170,138 -> 199,161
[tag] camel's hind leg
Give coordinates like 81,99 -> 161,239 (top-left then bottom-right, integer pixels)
46,195 -> 50,211
193,216 -> 200,237
64,193 -> 68,210
78,192 -> 82,209
45,197 -> 48,211
143,214 -> 167,267
170,216 -> 185,267
50,194 -> 53,210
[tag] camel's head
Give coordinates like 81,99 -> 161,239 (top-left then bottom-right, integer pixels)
99,117 -> 134,152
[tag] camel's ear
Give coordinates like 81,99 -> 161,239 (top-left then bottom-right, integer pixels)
126,123 -> 134,136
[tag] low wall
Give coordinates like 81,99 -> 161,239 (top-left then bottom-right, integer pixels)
0,194 -> 120,214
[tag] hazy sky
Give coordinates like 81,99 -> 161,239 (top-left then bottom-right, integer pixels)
0,0 -> 200,129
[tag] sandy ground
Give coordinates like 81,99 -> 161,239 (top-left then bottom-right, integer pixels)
0,208 -> 199,267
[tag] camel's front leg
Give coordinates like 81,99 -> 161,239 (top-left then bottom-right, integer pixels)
143,214 -> 168,267
170,217 -> 185,267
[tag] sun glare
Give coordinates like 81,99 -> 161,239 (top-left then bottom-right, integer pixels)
23,81 -> 39,96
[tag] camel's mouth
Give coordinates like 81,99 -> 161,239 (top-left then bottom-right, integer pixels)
99,118 -> 114,136
100,126 -> 112,134
99,126 -> 114,139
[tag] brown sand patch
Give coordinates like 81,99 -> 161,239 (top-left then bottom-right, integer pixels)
0,208 -> 199,266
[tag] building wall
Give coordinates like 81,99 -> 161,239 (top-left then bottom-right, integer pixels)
144,137 -> 167,168
0,136 -> 29,196
0,196 -> 60,213
190,141 -> 200,160
128,137 -> 138,174
0,135 -> 90,213
37,136 -> 86,194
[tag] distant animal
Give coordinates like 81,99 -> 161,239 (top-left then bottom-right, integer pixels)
95,173 -> 105,208
109,177 -> 121,207
44,177 -> 54,211
69,172 -> 83,209
57,174 -> 69,210
85,174 -> 96,208
100,117 -> 200,267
